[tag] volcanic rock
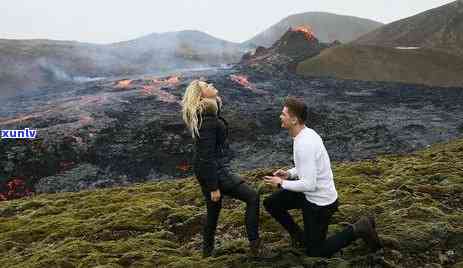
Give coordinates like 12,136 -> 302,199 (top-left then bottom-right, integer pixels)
1,66 -> 463,195
240,27 -> 337,74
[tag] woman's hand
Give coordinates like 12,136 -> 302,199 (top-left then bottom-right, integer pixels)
211,189 -> 221,202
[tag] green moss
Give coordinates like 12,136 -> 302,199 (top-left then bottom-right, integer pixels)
1,138 -> 463,267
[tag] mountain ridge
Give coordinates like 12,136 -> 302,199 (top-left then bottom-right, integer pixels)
353,0 -> 463,56
244,12 -> 383,47
296,1 -> 463,87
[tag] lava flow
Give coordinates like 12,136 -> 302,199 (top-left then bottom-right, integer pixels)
115,79 -> 134,89
141,85 -> 179,103
229,74 -> 268,95
230,74 -> 255,89
292,25 -> 316,41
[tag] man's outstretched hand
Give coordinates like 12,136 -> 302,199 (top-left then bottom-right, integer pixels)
273,169 -> 289,180
264,175 -> 283,188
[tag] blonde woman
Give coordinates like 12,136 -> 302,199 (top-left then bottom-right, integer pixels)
182,79 -> 261,257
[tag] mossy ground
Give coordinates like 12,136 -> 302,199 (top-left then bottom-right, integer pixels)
1,139 -> 463,267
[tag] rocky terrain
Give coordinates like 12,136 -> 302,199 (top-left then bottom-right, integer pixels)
0,137 -> 462,267
1,55 -> 463,196
1,27 -> 463,198
240,26 -> 335,73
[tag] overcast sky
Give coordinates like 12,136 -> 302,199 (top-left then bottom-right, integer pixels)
1,0 -> 456,44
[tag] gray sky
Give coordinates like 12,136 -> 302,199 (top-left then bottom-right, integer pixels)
1,0 -> 455,44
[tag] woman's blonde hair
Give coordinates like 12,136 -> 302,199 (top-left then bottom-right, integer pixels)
181,80 -> 218,138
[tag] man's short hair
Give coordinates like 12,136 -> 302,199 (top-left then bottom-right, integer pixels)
284,96 -> 308,124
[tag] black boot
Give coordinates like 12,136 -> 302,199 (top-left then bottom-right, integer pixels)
202,246 -> 213,258
290,229 -> 305,249
290,235 -> 305,249
249,238 -> 262,257
202,238 -> 214,258
352,215 -> 382,252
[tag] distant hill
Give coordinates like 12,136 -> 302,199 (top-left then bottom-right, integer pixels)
296,44 -> 463,87
0,31 -> 243,98
353,0 -> 463,57
110,30 -> 242,68
112,30 -> 241,55
296,1 -> 463,87
0,39 -> 125,98
243,12 -> 383,48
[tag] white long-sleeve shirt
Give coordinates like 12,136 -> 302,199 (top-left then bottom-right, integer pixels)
282,126 -> 338,206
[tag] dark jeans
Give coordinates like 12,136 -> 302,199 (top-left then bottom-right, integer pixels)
199,176 -> 260,252
264,189 -> 356,257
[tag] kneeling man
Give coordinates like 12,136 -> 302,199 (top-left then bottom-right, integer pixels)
264,97 -> 382,257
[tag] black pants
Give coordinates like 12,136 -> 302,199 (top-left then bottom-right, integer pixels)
199,175 -> 260,251
264,189 -> 356,257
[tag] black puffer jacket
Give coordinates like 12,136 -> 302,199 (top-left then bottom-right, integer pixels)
193,99 -> 241,191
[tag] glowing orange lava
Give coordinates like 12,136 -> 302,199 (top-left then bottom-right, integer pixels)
116,79 -> 133,89
230,74 -> 254,89
292,25 -> 316,40
141,85 -> 179,103
229,74 -> 268,95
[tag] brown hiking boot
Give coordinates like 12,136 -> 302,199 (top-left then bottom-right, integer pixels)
352,215 -> 382,252
249,238 -> 277,258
